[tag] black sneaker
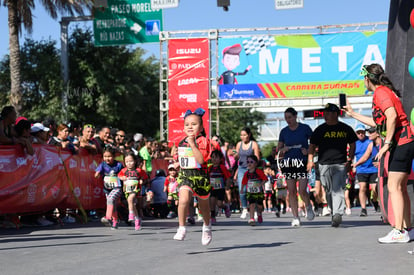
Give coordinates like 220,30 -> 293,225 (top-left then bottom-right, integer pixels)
331,213 -> 342,227
186,216 -> 195,225
360,208 -> 368,217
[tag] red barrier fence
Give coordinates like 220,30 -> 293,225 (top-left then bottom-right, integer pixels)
0,145 -> 106,215
0,145 -> 171,216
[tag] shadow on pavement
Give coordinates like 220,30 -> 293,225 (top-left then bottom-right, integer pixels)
187,241 -> 291,254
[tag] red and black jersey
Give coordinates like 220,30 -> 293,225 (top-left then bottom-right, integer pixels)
372,86 -> 414,146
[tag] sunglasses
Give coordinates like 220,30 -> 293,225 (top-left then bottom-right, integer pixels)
359,65 -> 376,78
247,160 -> 256,164
83,124 -> 94,130
116,134 -> 125,138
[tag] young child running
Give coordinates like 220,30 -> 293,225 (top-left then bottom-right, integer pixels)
208,149 -> 232,224
173,108 -> 212,245
95,147 -> 124,230
164,164 -> 179,219
118,152 -> 146,230
263,164 -> 274,213
242,155 -> 268,225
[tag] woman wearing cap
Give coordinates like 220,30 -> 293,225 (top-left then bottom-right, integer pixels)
344,63 -> 414,243
30,123 -> 50,144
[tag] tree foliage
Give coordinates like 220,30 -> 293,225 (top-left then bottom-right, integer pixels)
213,108 -> 266,146
0,28 -> 160,136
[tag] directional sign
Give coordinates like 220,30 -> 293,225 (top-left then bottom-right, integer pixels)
151,0 -> 179,9
93,0 -> 163,46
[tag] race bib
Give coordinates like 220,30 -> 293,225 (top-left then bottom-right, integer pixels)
168,182 -> 178,194
210,177 -> 224,189
103,176 -> 122,189
247,179 -> 262,193
178,147 -> 200,169
124,179 -> 139,193
264,181 -> 272,191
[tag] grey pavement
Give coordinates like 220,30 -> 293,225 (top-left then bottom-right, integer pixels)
1,208 -> 413,275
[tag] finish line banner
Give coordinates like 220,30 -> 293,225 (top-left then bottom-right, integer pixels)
218,31 -> 387,100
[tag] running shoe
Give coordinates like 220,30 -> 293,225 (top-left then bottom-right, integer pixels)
291,218 -> 301,227
101,217 -> 111,227
360,208 -> 368,217
196,214 -> 203,222
240,208 -> 248,219
275,211 -> 280,218
62,215 -> 76,224
128,213 -> 134,222
257,215 -> 263,224
322,206 -> 331,216
225,206 -> 231,218
306,205 -> 315,221
201,224 -> 212,245
135,218 -> 141,231
378,228 -> 410,244
173,227 -> 187,241
345,208 -> 352,216
167,211 -> 176,219
211,217 -> 217,224
111,220 -> 118,230
248,218 -> 255,226
331,214 -> 342,227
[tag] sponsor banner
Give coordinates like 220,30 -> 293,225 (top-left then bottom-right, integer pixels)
168,38 -> 210,145
218,31 -> 387,100
0,145 -> 106,214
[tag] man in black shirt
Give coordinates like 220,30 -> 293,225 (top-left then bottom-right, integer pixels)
307,103 -> 358,227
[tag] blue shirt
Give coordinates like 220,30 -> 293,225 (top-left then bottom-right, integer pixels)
355,137 -> 377,174
279,123 -> 312,161
95,161 -> 123,177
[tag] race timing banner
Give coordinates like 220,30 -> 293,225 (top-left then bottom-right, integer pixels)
218,31 -> 387,100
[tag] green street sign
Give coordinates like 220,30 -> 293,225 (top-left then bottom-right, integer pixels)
93,0 -> 163,46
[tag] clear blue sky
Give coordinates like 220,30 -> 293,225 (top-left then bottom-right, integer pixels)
0,0 -> 390,59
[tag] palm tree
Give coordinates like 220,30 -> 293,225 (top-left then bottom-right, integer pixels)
2,0 -> 92,114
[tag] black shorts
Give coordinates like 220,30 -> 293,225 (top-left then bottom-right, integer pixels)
210,189 -> 225,201
247,193 -> 264,205
357,173 -> 378,184
388,141 -> 414,173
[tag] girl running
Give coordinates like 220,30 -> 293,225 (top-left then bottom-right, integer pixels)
173,108 -> 212,245
95,147 -> 123,230
118,152 -> 146,230
242,155 -> 268,225
208,149 -> 232,224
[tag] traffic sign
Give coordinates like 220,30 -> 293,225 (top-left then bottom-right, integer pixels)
275,0 -> 304,10
93,0 -> 163,46
151,0 -> 179,9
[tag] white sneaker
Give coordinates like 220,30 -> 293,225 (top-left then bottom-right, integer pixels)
306,205 -> 315,221
254,211 -> 258,221
378,228 -> 410,244
291,218 -> 301,227
322,206 -> 331,216
345,208 -> 352,216
196,214 -> 203,222
201,224 -> 212,246
173,227 -> 187,241
240,208 -> 248,219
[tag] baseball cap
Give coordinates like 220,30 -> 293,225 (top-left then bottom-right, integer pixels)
222,44 -> 242,56
15,116 -> 27,125
31,123 -> 50,133
168,164 -> 176,170
355,124 -> 366,132
324,103 -> 340,113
